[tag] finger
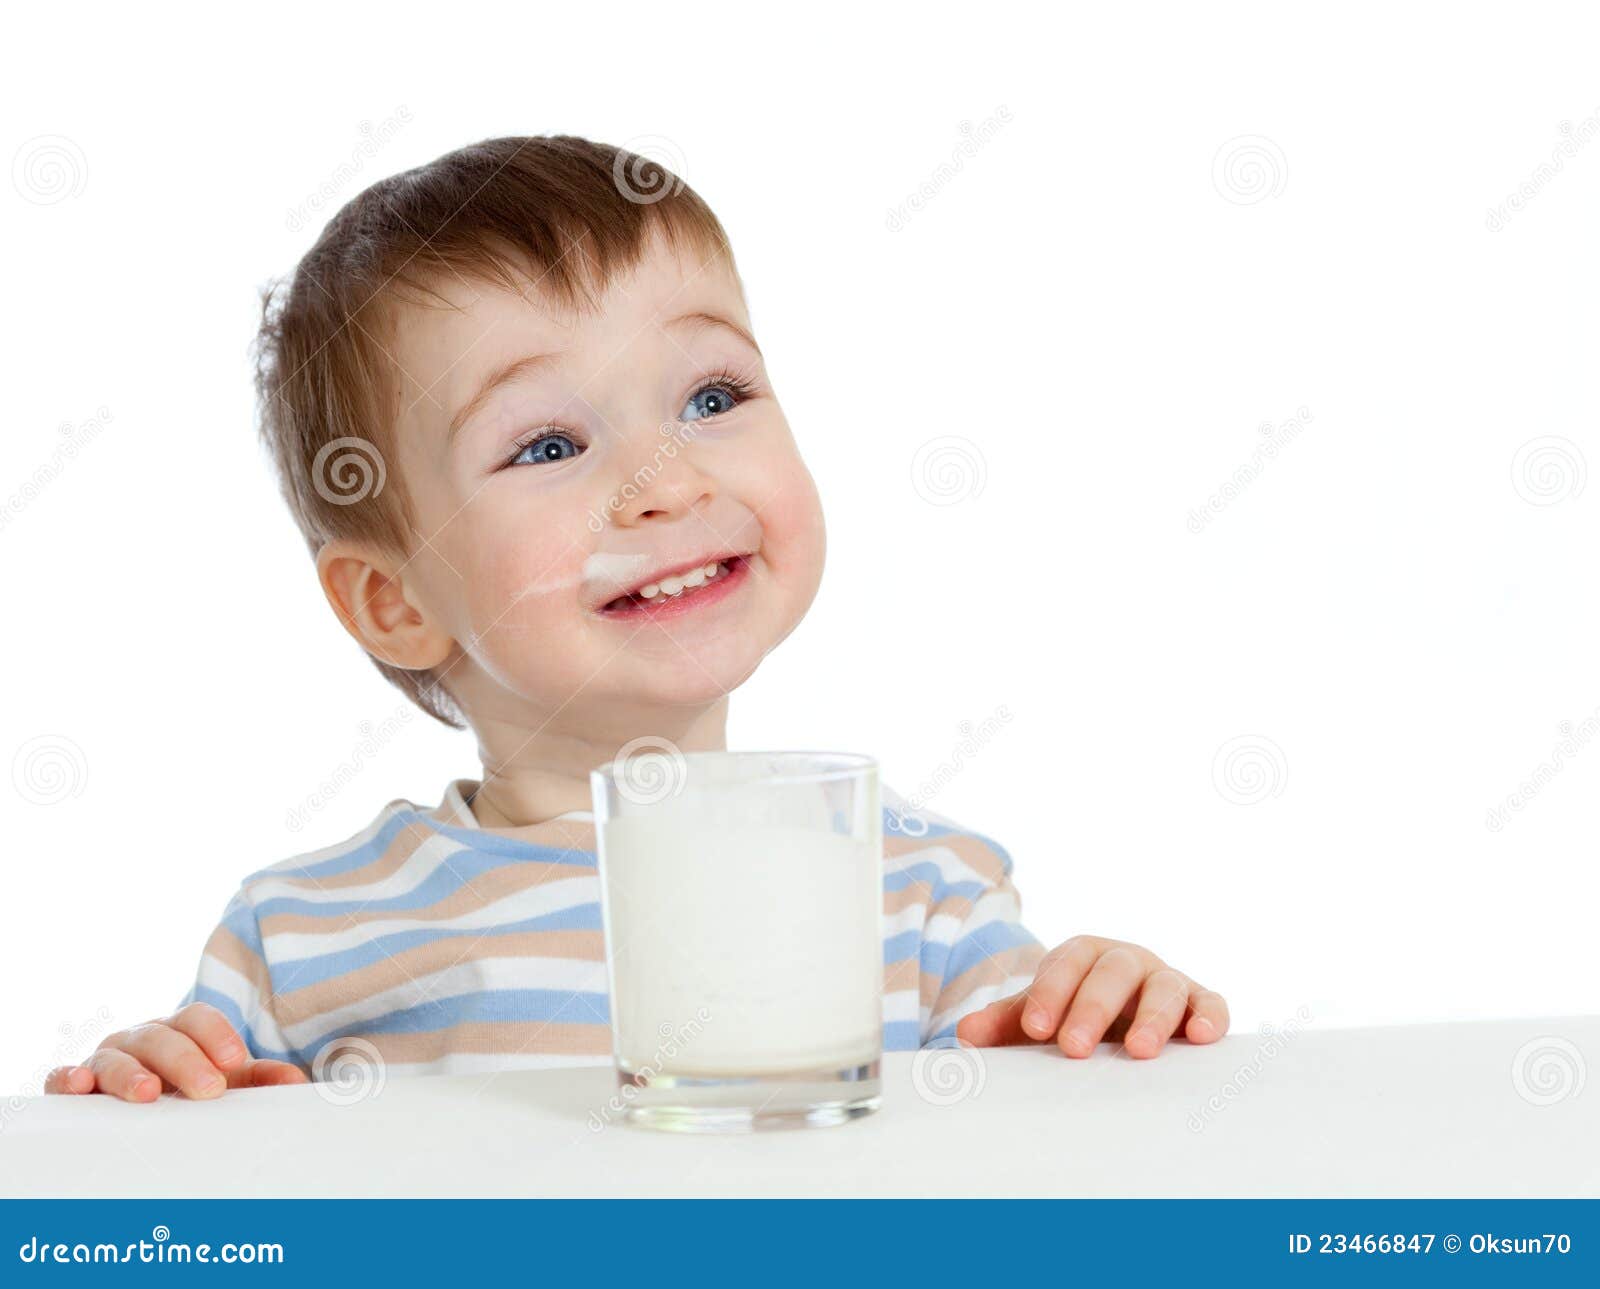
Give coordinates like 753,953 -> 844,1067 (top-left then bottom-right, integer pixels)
1123,969 -> 1193,1059
83,1049 -> 162,1102
954,992 -> 1034,1048
113,1025 -> 228,1099
232,1059 -> 311,1089
1015,937 -> 1104,1041
1057,946 -> 1148,1057
1184,989 -> 1230,1043
167,1003 -> 250,1073
43,1065 -> 95,1095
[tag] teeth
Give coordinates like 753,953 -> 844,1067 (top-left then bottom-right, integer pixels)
626,560 -> 731,605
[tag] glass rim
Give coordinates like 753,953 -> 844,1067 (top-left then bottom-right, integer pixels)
590,748 -> 877,789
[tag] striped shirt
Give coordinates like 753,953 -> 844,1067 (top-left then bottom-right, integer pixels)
180,779 -> 1045,1080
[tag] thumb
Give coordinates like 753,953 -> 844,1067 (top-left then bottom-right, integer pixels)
954,991 -> 1035,1048
228,1059 -> 311,1089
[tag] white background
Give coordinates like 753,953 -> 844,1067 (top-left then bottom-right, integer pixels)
3,1 -> 1597,1095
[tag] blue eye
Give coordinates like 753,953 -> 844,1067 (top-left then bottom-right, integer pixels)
510,432 -> 583,467
680,381 -> 746,422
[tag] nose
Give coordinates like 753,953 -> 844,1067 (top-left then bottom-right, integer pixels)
607,438 -> 716,527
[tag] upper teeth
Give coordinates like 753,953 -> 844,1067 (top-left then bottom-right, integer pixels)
638,561 -> 724,600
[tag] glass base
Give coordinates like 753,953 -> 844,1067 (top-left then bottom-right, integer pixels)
616,1059 -> 881,1133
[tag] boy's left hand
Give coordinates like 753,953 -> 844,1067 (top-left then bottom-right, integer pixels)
955,935 -> 1229,1058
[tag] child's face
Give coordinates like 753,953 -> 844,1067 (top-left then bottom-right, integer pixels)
382,234 -> 825,725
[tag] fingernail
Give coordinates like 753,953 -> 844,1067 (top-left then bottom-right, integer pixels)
197,1075 -> 225,1096
131,1075 -> 156,1096
1191,1017 -> 1217,1040
1065,1026 -> 1093,1053
215,1042 -> 244,1064
1024,1008 -> 1051,1036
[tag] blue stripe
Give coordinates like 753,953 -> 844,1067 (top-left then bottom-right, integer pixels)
883,861 -> 987,906
270,903 -> 605,996
253,855 -> 595,921
883,1020 -> 922,1051
883,928 -> 921,966
942,918 -> 1043,984
295,988 -> 610,1067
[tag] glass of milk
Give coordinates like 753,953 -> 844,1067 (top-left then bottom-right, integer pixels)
590,749 -> 882,1131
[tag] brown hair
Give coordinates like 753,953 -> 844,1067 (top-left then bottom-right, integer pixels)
252,135 -> 734,727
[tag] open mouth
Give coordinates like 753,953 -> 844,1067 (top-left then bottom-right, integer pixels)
599,555 -> 751,618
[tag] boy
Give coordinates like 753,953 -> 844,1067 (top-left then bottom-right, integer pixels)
46,136 -> 1227,1101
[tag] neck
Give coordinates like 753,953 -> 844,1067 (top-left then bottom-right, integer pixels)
465,698 -> 730,829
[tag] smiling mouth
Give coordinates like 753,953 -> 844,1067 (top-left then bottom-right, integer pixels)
599,555 -> 751,617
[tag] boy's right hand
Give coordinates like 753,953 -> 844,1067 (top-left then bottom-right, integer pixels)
42,1003 -> 309,1101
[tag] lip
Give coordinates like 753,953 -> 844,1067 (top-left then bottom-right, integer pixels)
596,554 -> 752,621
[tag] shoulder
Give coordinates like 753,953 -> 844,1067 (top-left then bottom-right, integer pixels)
881,782 -> 1016,886
228,789 -> 451,913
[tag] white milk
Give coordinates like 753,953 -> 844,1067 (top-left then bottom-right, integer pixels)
598,817 -> 882,1076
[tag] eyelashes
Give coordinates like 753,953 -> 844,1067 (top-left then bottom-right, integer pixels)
500,367 -> 763,469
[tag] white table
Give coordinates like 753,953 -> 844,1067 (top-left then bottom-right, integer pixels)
3,1016 -> 1593,1198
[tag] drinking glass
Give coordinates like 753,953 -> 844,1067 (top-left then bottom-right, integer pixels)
590,749 -> 882,1131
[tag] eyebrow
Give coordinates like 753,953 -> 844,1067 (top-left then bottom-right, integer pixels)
444,310 -> 762,442
663,310 -> 763,357
445,350 -> 567,442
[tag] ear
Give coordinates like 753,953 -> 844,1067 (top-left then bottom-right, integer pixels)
316,539 -> 455,672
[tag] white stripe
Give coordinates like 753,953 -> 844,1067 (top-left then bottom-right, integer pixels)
261,873 -> 600,959
196,952 -> 296,1054
281,955 -> 609,1049
249,832 -> 478,904
927,971 -> 1036,1040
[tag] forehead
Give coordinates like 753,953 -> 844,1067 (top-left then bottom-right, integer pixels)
387,236 -> 746,414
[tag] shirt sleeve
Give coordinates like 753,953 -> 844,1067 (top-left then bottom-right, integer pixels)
177,886 -> 303,1068
919,833 -> 1047,1047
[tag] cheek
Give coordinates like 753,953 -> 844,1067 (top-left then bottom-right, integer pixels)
752,458 -> 827,581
